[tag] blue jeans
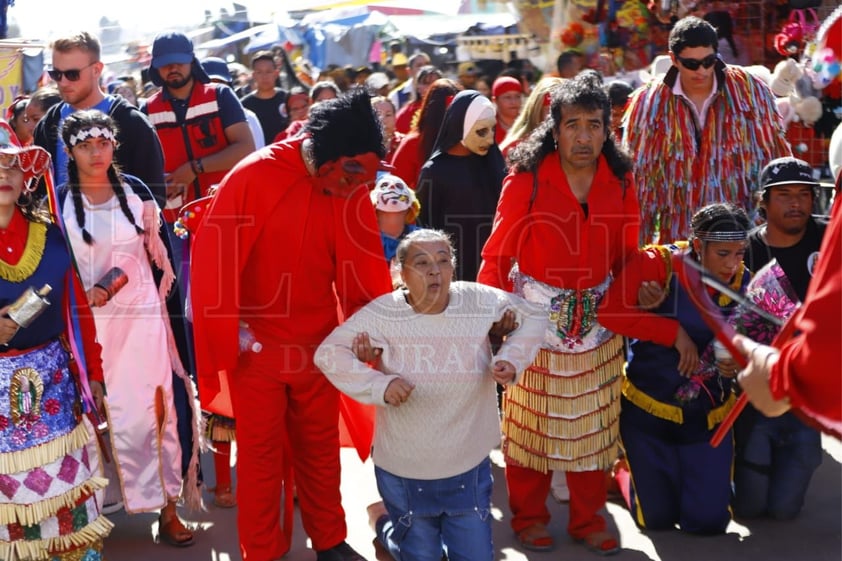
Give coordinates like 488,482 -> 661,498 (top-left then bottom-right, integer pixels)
734,411 -> 822,520
375,458 -> 493,561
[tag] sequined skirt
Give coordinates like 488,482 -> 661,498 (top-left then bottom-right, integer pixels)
0,340 -> 112,560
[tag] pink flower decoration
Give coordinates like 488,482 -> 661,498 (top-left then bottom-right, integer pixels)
31,422 -> 49,438
10,429 -> 26,446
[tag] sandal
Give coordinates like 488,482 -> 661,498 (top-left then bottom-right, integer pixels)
516,523 -> 555,552
158,514 -> 195,547
213,486 -> 237,508
575,530 -> 620,556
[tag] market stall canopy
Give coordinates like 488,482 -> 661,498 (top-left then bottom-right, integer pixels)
298,10 -> 390,69
196,21 -> 303,56
386,12 -> 518,41
287,0 -> 464,17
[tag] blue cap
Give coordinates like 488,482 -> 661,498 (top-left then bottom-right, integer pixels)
201,57 -> 231,85
151,32 -> 195,68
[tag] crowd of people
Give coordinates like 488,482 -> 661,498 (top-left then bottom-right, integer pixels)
0,9 -> 839,561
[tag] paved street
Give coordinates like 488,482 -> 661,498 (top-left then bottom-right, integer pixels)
104,437 -> 841,561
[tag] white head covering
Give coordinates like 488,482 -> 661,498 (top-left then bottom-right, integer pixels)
461,96 -> 495,141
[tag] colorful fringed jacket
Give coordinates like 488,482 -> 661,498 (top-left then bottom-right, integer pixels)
623,63 -> 791,245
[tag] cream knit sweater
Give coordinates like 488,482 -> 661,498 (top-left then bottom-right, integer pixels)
315,281 -> 545,480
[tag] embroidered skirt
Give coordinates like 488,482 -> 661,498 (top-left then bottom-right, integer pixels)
503,267 -> 624,473
0,340 -> 112,560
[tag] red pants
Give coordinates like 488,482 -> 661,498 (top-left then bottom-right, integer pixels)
506,463 -> 607,540
231,348 -> 346,560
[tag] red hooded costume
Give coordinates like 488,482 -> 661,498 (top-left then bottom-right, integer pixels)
190,137 -> 391,559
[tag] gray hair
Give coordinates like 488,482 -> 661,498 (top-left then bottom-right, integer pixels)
395,229 -> 457,269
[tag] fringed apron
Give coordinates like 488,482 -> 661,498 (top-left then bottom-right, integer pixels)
503,265 -> 624,473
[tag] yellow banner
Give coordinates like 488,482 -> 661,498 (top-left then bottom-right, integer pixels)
0,48 -> 23,117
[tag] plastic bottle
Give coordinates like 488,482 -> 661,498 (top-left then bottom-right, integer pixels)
239,325 -> 263,353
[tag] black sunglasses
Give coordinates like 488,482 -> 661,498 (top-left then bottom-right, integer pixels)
47,61 -> 96,82
676,54 -> 718,71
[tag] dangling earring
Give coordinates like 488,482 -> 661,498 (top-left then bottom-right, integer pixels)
22,179 -> 38,194
16,191 -> 32,208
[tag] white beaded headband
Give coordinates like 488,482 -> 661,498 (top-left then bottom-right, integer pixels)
695,230 -> 748,242
68,126 -> 116,147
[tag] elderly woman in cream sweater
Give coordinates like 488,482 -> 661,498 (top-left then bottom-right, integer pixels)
315,229 -> 544,561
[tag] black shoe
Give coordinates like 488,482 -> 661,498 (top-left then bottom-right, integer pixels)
316,541 -> 367,561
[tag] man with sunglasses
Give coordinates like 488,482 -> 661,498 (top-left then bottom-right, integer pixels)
33,31 -> 166,205
623,16 -> 790,244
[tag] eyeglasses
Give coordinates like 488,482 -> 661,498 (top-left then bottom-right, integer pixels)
47,61 -> 97,82
0,153 -> 20,170
675,54 -> 718,71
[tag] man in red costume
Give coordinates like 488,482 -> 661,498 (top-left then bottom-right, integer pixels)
190,91 -> 392,561
478,72 -> 640,556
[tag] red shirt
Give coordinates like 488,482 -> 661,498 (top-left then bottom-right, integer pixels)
394,100 -> 420,135
385,131 -> 404,164
478,154 -> 640,292
390,132 -> 422,189
0,208 -> 33,264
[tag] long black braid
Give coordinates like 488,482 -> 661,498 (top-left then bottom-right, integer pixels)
108,165 -> 144,238
63,109 -> 144,244
67,160 -> 93,244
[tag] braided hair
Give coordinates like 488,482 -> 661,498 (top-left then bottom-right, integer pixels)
61,110 -> 144,244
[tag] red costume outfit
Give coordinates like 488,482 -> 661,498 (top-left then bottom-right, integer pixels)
478,153 -> 639,542
190,138 -> 391,560
771,196 -> 842,434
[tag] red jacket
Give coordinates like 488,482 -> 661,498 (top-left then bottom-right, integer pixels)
478,154 -> 640,292
390,132 -> 422,189
145,84 -> 230,221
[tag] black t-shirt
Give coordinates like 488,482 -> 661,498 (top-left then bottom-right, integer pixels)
745,218 -> 827,302
241,89 -> 289,146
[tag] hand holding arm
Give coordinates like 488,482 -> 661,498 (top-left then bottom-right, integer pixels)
674,326 -> 699,377
383,377 -> 414,407
489,309 -> 519,339
491,360 -> 516,385
352,331 -> 383,365
637,281 -> 667,310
